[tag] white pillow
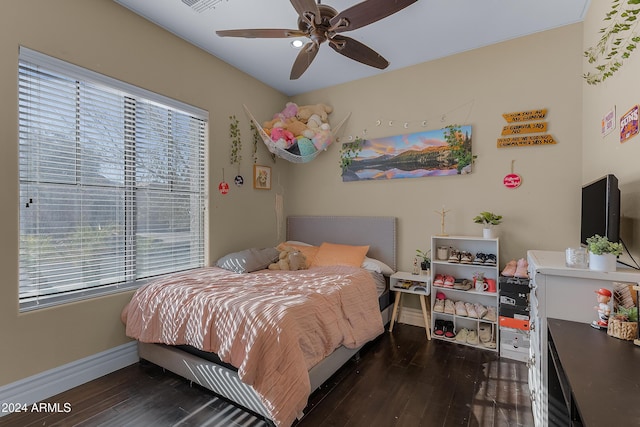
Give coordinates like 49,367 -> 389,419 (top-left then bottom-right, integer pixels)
361,256 -> 394,276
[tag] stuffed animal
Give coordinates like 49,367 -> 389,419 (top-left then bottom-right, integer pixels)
270,127 -> 295,148
283,117 -> 308,137
273,102 -> 298,122
296,103 -> 333,123
268,246 -> 307,271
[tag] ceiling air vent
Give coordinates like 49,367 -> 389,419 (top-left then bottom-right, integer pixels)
181,0 -> 224,13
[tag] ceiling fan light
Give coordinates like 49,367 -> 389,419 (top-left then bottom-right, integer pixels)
291,39 -> 304,48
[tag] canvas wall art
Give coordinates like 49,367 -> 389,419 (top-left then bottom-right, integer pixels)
341,125 -> 473,182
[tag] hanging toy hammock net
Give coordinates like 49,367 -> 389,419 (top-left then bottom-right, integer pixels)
243,104 -> 350,164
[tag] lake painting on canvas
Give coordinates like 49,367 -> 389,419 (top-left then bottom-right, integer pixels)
341,125 -> 473,182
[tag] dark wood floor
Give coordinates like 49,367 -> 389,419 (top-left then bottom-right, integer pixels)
0,324 -> 533,427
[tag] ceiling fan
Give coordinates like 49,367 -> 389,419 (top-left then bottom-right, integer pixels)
216,0 -> 418,80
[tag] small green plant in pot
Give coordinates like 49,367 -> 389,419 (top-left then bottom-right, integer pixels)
586,234 -> 622,272
416,249 -> 431,271
473,211 -> 502,238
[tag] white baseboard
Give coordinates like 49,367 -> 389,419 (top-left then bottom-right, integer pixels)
0,341 -> 138,416
397,306 -> 428,328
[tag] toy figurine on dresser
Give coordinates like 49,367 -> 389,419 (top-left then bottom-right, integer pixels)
592,288 -> 612,330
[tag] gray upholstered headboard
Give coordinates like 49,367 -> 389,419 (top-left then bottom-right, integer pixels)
286,216 -> 397,272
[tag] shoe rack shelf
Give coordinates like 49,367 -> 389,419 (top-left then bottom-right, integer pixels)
430,235 -> 499,351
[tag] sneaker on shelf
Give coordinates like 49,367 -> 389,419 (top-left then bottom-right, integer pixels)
434,274 -> 445,287
455,300 -> 468,316
456,328 -> 469,342
443,275 -> 455,287
483,306 -> 497,322
466,329 -> 479,345
460,251 -> 474,264
448,249 -> 461,263
501,259 -> 517,276
484,253 -> 497,266
474,303 -> 488,319
453,279 -> 473,291
444,299 -> 455,315
443,321 -> 456,339
515,258 -> 529,278
433,298 -> 445,313
478,324 -> 490,342
473,252 -> 486,265
464,302 -> 478,318
434,319 -> 445,336
479,324 -> 496,348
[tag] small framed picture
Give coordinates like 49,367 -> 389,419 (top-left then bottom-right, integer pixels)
253,164 -> 271,190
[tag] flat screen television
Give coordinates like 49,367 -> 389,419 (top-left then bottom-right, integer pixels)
580,174 -> 620,246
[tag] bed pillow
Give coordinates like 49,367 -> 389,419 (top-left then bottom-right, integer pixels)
362,256 -> 395,276
277,241 -> 319,265
312,242 -> 370,268
216,247 -> 279,273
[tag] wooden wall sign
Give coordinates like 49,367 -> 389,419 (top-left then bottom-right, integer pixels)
497,134 -> 556,148
502,109 -> 547,123
501,122 -> 547,136
498,108 -> 556,148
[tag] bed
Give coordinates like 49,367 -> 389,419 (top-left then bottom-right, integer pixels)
122,215 -> 396,426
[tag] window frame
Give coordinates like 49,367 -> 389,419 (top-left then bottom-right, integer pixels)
18,47 -> 208,311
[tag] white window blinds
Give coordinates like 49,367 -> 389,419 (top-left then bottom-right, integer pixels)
18,47 -> 207,311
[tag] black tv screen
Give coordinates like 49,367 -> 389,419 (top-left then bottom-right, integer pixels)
581,174 -> 620,246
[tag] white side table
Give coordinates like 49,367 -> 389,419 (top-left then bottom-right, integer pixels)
389,271 -> 431,340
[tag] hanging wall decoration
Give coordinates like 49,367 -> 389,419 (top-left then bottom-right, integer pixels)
503,160 -> 522,189
253,165 -> 271,190
228,115 -> 244,186
219,169 -> 230,195
620,104 -> 639,143
602,106 -> 616,138
243,104 -> 350,164
497,109 -> 556,148
341,125 -> 473,182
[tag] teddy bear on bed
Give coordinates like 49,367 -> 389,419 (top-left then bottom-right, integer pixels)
268,246 -> 307,271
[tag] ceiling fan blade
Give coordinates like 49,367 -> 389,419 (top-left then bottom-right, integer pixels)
330,0 -> 418,33
290,0 -> 321,25
216,29 -> 306,38
329,35 -> 389,69
290,42 -> 319,80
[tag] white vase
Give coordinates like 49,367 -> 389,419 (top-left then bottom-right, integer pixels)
483,227 -> 495,239
589,252 -> 617,272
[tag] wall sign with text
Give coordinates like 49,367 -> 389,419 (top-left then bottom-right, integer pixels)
620,105 -> 639,143
497,108 -> 557,148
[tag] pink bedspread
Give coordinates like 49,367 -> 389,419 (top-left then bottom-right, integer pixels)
121,265 -> 384,426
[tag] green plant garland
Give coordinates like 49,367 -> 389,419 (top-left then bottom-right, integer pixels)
584,0 -> 640,85
229,115 -> 242,166
339,137 -> 364,171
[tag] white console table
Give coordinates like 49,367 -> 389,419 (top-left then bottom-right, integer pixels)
527,250 -> 640,427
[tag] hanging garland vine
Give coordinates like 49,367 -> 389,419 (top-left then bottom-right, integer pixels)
584,0 -> 640,85
229,115 -> 242,166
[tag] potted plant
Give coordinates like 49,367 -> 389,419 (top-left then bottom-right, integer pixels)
608,305 -> 638,341
416,249 -> 431,272
586,234 -> 623,272
473,211 -> 502,238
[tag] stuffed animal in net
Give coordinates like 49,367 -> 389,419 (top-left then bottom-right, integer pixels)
296,103 -> 333,123
268,246 -> 307,271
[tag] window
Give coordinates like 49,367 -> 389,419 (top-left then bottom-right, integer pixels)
18,47 -> 207,311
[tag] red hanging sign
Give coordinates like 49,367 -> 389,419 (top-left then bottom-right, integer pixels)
503,173 -> 522,189
218,181 -> 229,195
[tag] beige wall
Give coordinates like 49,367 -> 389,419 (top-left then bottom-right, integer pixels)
0,0 -> 288,386
582,1 -> 640,266
0,0 -> 597,389
291,23 -> 584,272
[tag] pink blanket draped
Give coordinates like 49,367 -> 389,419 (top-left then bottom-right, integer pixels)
121,265 -> 384,426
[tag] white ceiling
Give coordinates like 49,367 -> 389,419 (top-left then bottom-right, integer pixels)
114,0 -> 591,96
